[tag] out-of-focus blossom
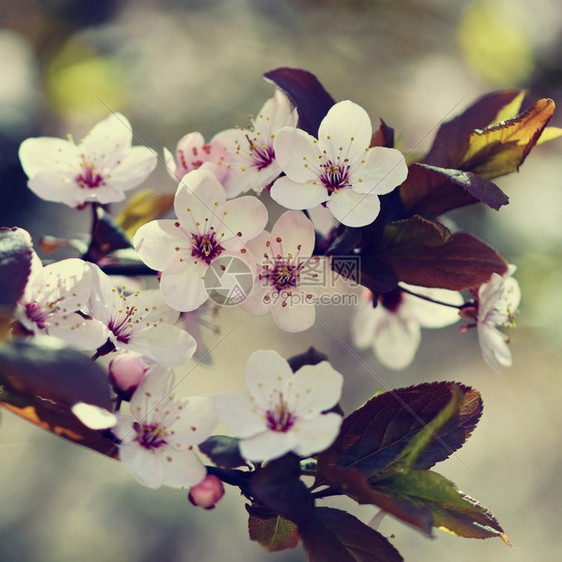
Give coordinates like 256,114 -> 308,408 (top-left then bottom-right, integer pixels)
88,264 -> 197,366
14,253 -> 106,350
214,89 -> 298,197
163,132 -> 230,183
19,113 -> 157,207
475,265 -> 521,372
113,366 -> 216,489
133,169 -> 267,312
352,285 -> 463,370
240,210 -> 347,332
270,100 -> 408,227
212,349 -> 343,462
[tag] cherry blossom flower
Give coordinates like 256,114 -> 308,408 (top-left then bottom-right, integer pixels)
163,131 -> 230,183
133,168 -> 268,312
352,284 -> 463,370
113,366 -> 216,489
240,210 -> 348,332
88,264 -> 197,366
19,113 -> 157,207
475,265 -> 521,372
270,100 -> 408,227
214,89 -> 298,197
14,253 -> 106,350
212,349 -> 343,462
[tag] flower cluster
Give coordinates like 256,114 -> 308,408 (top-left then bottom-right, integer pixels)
5,66 -> 550,561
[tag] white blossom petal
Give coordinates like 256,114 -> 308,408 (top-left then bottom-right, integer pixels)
19,137 -> 77,177
326,189 -> 381,227
119,442 -> 166,488
373,314 -> 421,370
292,413 -> 342,457
239,429 -> 298,462
245,349 -> 294,408
271,298 -> 316,332
211,392 -> 267,438
270,175 -> 328,210
351,147 -> 409,195
274,127 -> 320,183
161,449 -> 207,488
159,260 -> 209,312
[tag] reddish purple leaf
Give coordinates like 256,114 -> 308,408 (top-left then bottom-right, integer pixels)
376,217 -> 508,290
250,454 -> 314,526
300,507 -> 404,562
399,163 -> 509,215
0,227 -> 34,316
0,339 -> 116,457
199,435 -> 246,469
321,466 -> 433,537
264,67 -> 335,136
371,118 -> 395,148
316,382 -> 480,482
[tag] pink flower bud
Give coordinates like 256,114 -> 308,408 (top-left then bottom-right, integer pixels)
109,353 -> 146,394
188,474 -> 224,510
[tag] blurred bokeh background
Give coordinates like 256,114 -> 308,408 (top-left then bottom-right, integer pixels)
1,0 -> 561,560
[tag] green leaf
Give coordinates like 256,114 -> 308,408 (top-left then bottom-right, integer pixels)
376,217 -> 508,290
392,385 -> 464,471
199,435 -> 247,468
247,504 -> 300,552
374,470 -> 510,544
0,227 -> 34,335
320,466 -> 433,537
299,507 -> 404,562
316,382 -> 481,484
0,338 -> 116,457
461,98 -> 556,179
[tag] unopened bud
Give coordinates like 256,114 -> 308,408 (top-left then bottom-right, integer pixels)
109,353 -> 146,396
188,474 -> 224,510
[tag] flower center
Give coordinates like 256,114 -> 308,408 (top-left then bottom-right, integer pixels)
269,261 -> 299,291
191,231 -> 224,264
320,160 -> 350,193
379,287 -> 403,312
265,394 -> 296,432
76,157 -> 105,189
108,304 -> 138,343
133,422 -> 168,450
246,134 -> 275,171
24,301 -> 49,329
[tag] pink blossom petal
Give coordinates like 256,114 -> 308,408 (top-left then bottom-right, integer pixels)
351,147 -> 408,195
270,176 -> 328,210
326,189 -> 381,227
239,285 -> 270,316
